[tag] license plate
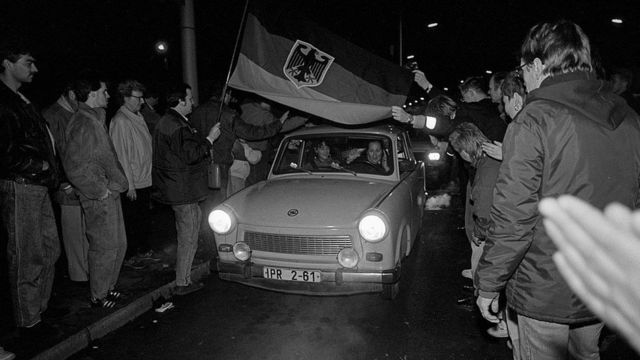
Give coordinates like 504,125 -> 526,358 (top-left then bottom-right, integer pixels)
263,267 -> 321,283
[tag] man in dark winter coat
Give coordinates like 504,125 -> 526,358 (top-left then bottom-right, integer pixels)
152,83 -> 220,296
475,20 -> 640,359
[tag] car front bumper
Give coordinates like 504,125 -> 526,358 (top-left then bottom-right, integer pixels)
217,260 -> 401,296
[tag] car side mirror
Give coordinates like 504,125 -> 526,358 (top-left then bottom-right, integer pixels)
399,158 -> 416,172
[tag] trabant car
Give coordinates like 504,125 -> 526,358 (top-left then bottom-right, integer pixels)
208,124 -> 425,299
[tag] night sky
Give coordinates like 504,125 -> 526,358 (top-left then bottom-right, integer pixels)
2,0 -> 638,107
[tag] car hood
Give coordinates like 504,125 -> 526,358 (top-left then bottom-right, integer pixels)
224,177 -> 395,228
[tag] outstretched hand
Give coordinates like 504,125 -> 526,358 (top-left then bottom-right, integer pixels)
413,70 -> 432,91
391,106 -> 411,123
476,294 -> 501,323
539,195 -> 640,354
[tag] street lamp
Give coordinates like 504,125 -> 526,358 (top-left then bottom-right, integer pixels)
155,40 -> 169,70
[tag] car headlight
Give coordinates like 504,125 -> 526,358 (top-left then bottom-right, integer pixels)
337,247 -> 359,268
358,213 -> 387,242
428,152 -> 441,161
208,208 -> 235,234
233,242 -> 251,261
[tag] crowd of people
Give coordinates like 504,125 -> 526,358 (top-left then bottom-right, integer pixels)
393,19 -> 640,360
1,17 -> 640,360
0,34 -> 310,358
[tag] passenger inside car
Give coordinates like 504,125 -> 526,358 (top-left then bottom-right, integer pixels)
305,140 -> 338,169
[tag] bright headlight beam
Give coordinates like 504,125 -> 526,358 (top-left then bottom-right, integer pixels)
209,209 -> 232,234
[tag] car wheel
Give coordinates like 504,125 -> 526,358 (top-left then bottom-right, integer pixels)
381,281 -> 400,300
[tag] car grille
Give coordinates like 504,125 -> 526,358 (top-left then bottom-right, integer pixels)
243,232 -> 352,255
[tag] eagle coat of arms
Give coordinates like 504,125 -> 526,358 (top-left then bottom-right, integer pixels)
283,40 -> 334,88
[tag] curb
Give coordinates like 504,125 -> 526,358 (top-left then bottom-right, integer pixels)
31,261 -> 211,360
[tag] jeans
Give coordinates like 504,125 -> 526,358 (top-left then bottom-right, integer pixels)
79,192 -> 127,300
60,204 -> 89,281
0,180 -> 60,327
172,203 -> 201,286
517,314 -> 604,360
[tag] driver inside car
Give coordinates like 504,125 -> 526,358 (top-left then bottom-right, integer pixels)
346,140 -> 391,174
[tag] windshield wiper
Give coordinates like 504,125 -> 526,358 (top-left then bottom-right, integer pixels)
331,163 -> 357,176
289,163 -> 314,175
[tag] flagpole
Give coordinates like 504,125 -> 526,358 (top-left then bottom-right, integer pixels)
216,0 -> 250,124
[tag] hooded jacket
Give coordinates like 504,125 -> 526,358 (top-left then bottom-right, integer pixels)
476,71 -> 640,324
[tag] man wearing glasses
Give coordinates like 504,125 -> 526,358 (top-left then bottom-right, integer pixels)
475,20 -> 640,359
109,80 -> 154,261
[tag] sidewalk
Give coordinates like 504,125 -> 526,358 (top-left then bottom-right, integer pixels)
0,197 -> 220,360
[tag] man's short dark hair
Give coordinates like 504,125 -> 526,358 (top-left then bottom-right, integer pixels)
521,19 -> 592,76
117,80 -> 146,102
501,72 -> 526,100
166,83 -> 191,108
426,94 -> 458,119
72,72 -> 106,103
490,72 -> 508,91
458,76 -> 486,95
0,38 -> 32,72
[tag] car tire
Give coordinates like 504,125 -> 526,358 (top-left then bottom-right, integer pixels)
381,281 -> 400,300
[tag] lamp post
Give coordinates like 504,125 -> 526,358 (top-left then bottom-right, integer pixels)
155,40 -> 169,71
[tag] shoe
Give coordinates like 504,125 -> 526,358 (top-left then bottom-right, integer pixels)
90,297 -> 117,308
0,346 -> 15,360
19,321 -> 63,341
487,320 -> 509,338
461,269 -> 473,279
107,290 -> 122,300
175,282 -> 204,296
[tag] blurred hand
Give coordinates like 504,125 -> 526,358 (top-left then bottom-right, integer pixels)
346,148 -> 365,163
127,188 -> 137,201
280,110 -> 290,124
413,70 -> 432,91
482,141 -> 503,161
476,294 -> 501,323
539,195 -> 640,354
391,106 -> 411,123
207,123 -> 221,143
382,151 -> 390,172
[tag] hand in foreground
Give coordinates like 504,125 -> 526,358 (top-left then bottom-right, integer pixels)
391,106 -> 411,123
127,188 -> 137,201
476,294 -> 501,323
482,141 -> 503,161
539,195 -> 640,354
413,70 -> 432,91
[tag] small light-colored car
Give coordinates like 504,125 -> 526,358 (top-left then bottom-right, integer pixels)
208,124 -> 425,299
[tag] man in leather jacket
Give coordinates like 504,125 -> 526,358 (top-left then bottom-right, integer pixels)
0,41 -> 61,338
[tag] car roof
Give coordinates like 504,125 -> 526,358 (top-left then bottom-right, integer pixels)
288,123 -> 406,137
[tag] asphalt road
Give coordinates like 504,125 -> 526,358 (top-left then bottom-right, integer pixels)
71,199 -> 638,360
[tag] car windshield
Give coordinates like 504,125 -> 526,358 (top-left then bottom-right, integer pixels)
273,134 -> 394,176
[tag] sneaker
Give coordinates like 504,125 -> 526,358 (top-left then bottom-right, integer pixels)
175,282 -> 204,296
461,269 -> 473,279
0,347 -> 15,360
487,320 -> 509,338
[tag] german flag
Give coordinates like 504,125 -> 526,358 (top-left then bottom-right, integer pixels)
228,3 -> 413,125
